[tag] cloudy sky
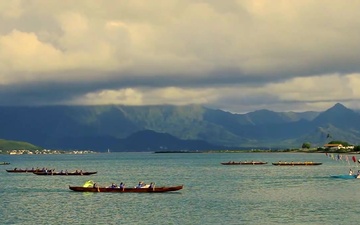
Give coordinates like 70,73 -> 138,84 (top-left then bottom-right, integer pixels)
1,0 -> 360,113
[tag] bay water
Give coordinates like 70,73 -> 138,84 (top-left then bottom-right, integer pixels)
1,152 -> 359,225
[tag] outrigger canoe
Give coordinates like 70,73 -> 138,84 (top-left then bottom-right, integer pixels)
69,185 -> 183,193
33,171 -> 97,176
221,161 -> 267,165
6,169 -> 54,173
272,162 -> 322,166
330,174 -> 359,179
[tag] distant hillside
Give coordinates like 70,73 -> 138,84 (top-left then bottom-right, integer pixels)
0,103 -> 358,151
45,130 -> 222,152
119,130 -> 222,151
0,139 -> 42,151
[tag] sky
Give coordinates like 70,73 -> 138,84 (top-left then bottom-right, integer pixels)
1,0 -> 360,113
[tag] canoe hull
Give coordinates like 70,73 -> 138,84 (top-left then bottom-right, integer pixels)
330,174 -> 358,179
272,162 -> 322,166
69,185 -> 183,193
33,172 -> 97,176
221,162 -> 267,165
6,169 -> 54,173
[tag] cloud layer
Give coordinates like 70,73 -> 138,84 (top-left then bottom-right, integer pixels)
1,0 -> 360,113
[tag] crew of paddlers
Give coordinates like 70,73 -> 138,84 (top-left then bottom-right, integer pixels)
348,168 -> 360,178
8,167 -> 54,172
90,181 -> 155,189
7,168 -> 87,174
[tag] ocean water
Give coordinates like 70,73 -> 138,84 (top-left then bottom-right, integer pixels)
1,152 -> 360,225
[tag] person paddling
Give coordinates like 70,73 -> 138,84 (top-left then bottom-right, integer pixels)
356,170 -> 360,179
149,182 -> 155,190
136,181 -> 144,188
119,182 -> 125,191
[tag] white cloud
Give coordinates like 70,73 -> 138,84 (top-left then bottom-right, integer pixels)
0,30 -> 62,84
69,86 -> 218,106
71,88 -> 143,105
266,74 -> 358,102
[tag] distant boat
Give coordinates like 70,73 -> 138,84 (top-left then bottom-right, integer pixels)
33,171 -> 97,176
6,168 -> 54,173
221,161 -> 268,165
272,162 -> 322,166
108,149 -> 110,153
330,174 -> 358,179
0,162 -> 10,165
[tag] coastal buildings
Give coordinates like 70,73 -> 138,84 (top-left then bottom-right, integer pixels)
323,143 -> 354,150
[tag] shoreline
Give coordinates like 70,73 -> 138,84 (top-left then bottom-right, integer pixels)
154,149 -> 360,154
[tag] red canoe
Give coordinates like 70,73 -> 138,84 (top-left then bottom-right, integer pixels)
221,161 -> 268,165
69,185 -> 183,193
6,169 -> 54,173
33,171 -> 97,176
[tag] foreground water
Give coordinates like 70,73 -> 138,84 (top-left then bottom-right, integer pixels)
1,152 -> 359,225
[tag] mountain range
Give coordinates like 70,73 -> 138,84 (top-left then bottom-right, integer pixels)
0,103 -> 358,152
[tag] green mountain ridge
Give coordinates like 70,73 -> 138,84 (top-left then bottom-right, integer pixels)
0,103 -> 358,151
0,139 -> 41,151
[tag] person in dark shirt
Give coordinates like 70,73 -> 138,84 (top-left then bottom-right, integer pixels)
136,181 -> 144,188
149,182 -> 155,189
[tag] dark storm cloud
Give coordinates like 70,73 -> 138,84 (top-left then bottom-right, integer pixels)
1,1 -> 360,112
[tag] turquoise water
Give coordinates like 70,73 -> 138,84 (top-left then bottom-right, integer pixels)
1,152 -> 360,225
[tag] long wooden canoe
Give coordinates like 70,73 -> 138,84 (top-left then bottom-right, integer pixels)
6,169 -> 54,173
221,161 -> 267,165
69,185 -> 183,193
272,162 -> 322,166
33,171 -> 97,176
